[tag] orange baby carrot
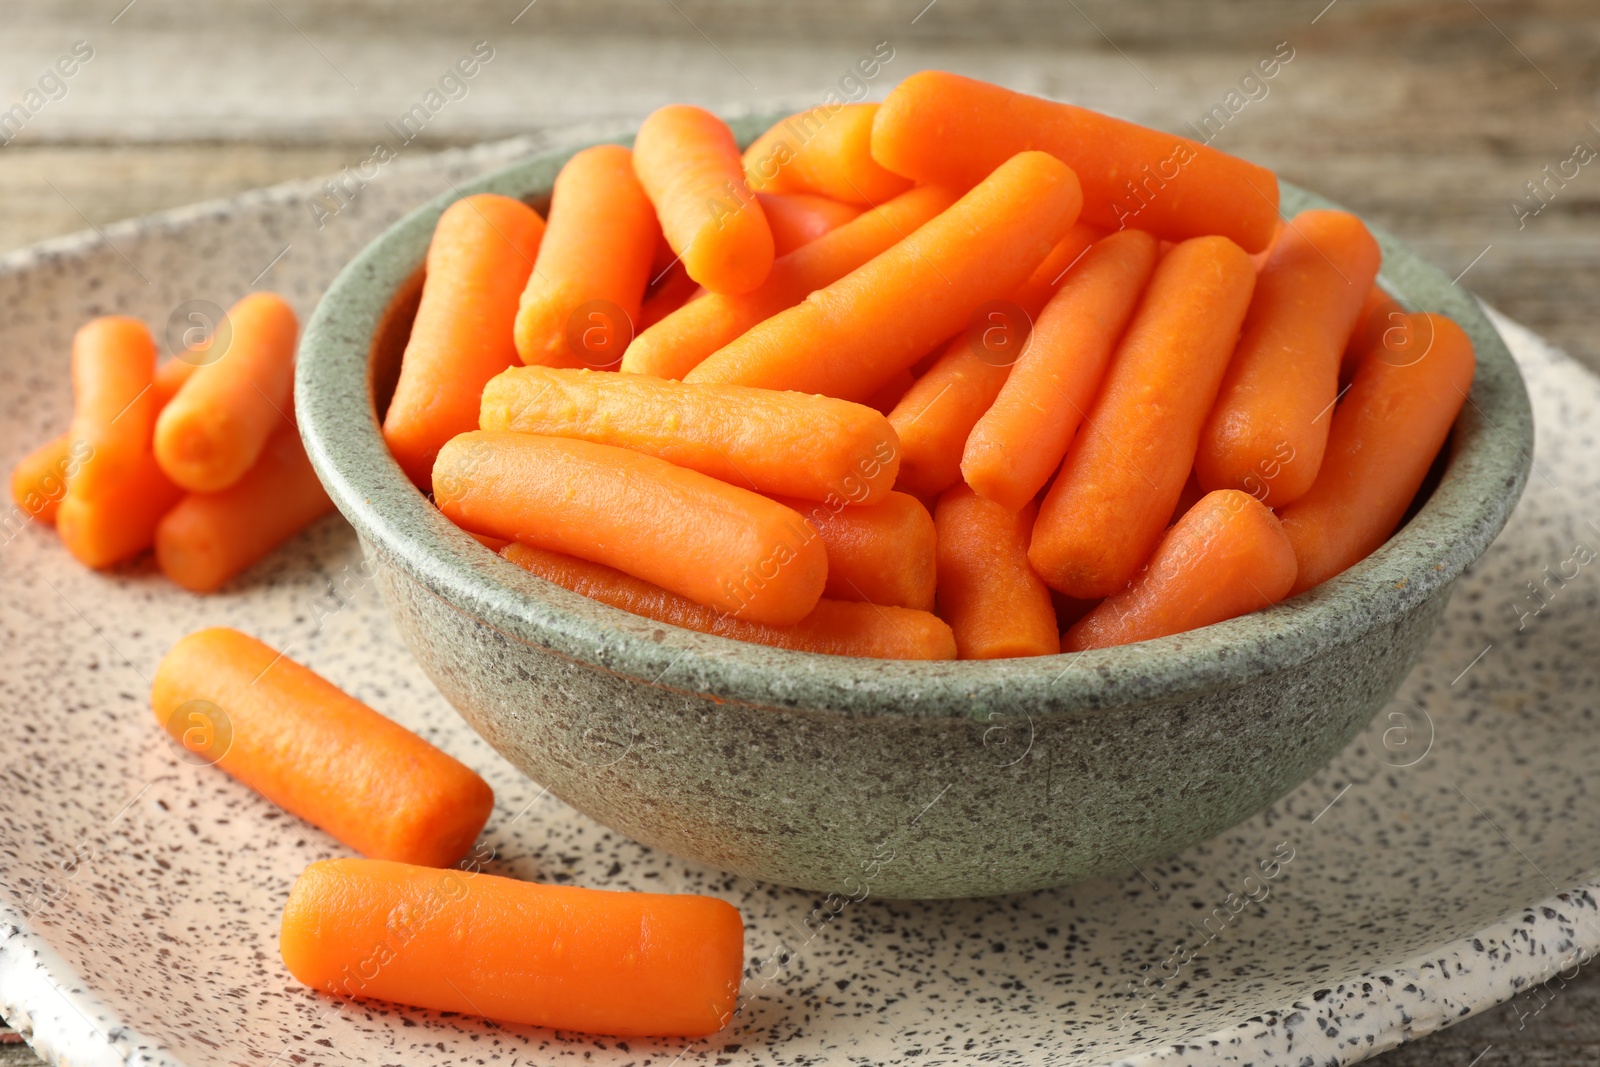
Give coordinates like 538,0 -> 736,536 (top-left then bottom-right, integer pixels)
773,491 -> 936,610
1196,211 -> 1382,507
152,628 -> 493,867
871,71 -> 1280,252
1063,490 -> 1298,650
637,264 -> 701,331
757,192 -> 864,255
64,315 -> 158,500
621,185 -> 955,381
1030,236 -> 1257,597
935,486 -> 1058,659
1278,312 -> 1475,594
436,431 -> 826,626
9,433 -> 87,526
479,366 -> 900,504
383,194 -> 546,491
1341,284 -> 1402,384
503,543 -> 955,660
687,151 -> 1084,401
515,145 -> 658,369
888,221 -> 1106,497
153,355 -> 198,408
863,368 -> 915,416
633,104 -> 774,295
55,451 -> 183,568
154,292 -> 297,493
744,103 -> 913,204
962,228 -> 1160,510
155,422 -> 335,593
280,857 -> 745,1037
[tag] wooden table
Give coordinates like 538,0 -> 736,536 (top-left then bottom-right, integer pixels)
2,1 -> 1597,1062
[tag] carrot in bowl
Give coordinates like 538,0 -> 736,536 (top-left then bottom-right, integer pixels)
63,315 -> 159,501
686,151 -> 1084,402
743,103 -> 913,204
1029,235 -> 1257,598
155,421 -> 334,593
962,228 -> 1160,511
383,193 -> 546,491
515,145 -> 658,369
633,104 -> 774,295
773,491 -> 936,610
1062,489 -> 1298,651
1277,312 -> 1475,594
154,292 -> 298,493
478,366 -> 900,504
935,486 -> 1059,659
503,543 -> 955,660
435,430 -> 827,626
280,857 -> 745,1037
757,191 -> 863,255
1341,284 -> 1403,384
870,70 -> 1280,252
1195,210 -> 1382,507
621,184 -> 955,381
152,628 -> 493,867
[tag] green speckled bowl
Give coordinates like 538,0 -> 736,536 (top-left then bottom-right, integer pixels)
295,117 -> 1532,899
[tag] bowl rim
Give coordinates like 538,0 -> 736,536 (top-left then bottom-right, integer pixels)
295,114 -> 1534,720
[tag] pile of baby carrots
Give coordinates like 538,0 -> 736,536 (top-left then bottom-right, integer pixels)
7,292 -> 334,592
392,70 -> 1475,660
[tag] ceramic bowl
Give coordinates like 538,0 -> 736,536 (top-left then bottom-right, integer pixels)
295,117 -> 1532,899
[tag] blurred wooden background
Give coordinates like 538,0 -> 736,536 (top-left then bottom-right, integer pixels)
1,1 -> 1598,1063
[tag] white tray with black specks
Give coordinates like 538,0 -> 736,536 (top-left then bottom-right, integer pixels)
2,135 -> 1597,1067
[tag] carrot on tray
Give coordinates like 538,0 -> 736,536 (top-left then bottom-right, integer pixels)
757,191 -> 864,256
773,491 -> 936,610
621,184 -> 955,381
633,104 -> 774,295
1063,490 -> 1298,651
156,421 -> 335,593
686,151 -> 1084,402
515,145 -> 658,369
1029,236 -> 1257,598
935,486 -> 1058,659
64,315 -> 159,501
154,292 -> 298,493
281,857 -> 745,1037
479,366 -> 900,504
870,70 -> 1280,252
436,431 -> 827,626
1277,312 -> 1475,594
9,433 -> 87,526
152,628 -> 493,867
1196,210 -> 1382,507
383,193 -> 546,491
962,228 -> 1160,511
505,543 -> 954,659
743,103 -> 913,205
888,221 -> 1107,497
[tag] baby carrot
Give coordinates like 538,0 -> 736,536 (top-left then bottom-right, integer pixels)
621,185 -> 955,381
435,431 -> 827,626
153,356 -> 198,408
871,71 -> 1280,252
637,264 -> 701,331
56,451 -> 184,568
962,229 -> 1160,511
281,857 -> 745,1037
152,628 -> 493,867
863,368 -> 915,416
503,543 -> 955,660
1029,236 -> 1257,597
154,292 -> 297,493
743,104 -> 913,205
633,104 -> 774,295
515,145 -> 658,369
758,191 -> 864,255
1063,490 -> 1298,651
64,315 -> 158,501
935,486 -> 1058,659
888,221 -> 1109,497
383,193 -> 546,491
686,151 -> 1084,401
479,366 -> 900,504
155,422 -> 334,593
773,491 -> 936,610
9,434 -> 86,526
1277,312 -> 1475,594
1196,211 -> 1382,507
1342,284 -> 1402,383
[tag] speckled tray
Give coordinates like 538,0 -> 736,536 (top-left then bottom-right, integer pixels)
2,134 -> 1598,1067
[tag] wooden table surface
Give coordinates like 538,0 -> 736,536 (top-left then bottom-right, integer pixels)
2,1 -> 1597,1063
